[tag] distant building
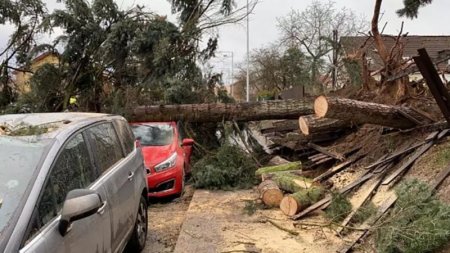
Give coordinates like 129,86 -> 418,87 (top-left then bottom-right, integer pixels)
13,52 -> 59,94
340,35 -> 450,81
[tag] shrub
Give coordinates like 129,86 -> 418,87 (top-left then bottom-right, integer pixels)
192,144 -> 258,190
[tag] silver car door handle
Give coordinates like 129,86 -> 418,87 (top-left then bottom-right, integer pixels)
127,171 -> 135,181
97,201 -> 107,215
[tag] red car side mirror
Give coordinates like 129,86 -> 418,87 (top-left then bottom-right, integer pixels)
182,138 -> 194,146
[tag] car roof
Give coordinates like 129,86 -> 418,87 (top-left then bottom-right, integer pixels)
0,113 -> 115,139
130,121 -> 175,126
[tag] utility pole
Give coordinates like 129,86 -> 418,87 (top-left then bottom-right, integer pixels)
246,0 -> 250,102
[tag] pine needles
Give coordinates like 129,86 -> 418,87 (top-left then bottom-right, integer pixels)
375,179 -> 450,253
325,193 -> 352,222
192,144 -> 258,190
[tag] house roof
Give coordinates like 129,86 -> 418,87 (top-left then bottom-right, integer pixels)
340,35 -> 450,71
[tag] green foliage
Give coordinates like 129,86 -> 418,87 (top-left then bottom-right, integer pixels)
325,193 -> 352,222
192,144 -> 258,190
351,202 -> 377,225
375,179 -> 450,253
397,0 -> 433,19
342,58 -> 362,87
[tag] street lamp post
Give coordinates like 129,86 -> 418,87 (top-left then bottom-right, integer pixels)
246,0 -> 250,102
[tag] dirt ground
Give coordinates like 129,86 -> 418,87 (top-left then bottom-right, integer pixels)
144,185 -> 195,253
173,189 -> 349,253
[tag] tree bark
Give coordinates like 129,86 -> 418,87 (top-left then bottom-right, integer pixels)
372,0 -> 389,63
269,131 -> 342,150
280,187 -> 325,216
261,120 -> 299,134
272,174 -> 317,193
314,96 -> 428,129
131,99 -> 313,122
255,162 -> 302,177
258,180 -> 284,207
299,115 -> 350,135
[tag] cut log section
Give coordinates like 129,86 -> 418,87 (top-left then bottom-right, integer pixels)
258,180 -> 284,207
132,99 -> 313,122
280,187 -> 325,216
314,96 -> 432,129
272,174 -> 316,193
255,162 -> 302,177
299,115 -> 350,135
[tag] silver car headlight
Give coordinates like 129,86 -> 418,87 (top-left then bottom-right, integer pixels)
154,152 -> 177,172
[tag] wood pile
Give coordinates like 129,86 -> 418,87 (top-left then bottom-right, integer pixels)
254,71 -> 450,250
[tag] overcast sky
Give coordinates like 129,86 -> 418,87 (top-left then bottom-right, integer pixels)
2,0 -> 450,80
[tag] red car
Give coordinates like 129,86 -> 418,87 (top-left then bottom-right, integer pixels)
130,122 -> 194,198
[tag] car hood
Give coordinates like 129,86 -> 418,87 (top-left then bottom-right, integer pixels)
141,144 -> 176,168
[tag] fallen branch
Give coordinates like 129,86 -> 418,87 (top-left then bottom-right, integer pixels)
260,219 -> 299,236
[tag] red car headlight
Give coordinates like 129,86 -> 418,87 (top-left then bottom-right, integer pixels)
154,152 -> 177,172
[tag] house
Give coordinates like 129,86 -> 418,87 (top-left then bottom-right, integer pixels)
13,52 -> 59,94
340,35 -> 450,81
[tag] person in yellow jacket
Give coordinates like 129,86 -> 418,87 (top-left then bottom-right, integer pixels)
67,96 -> 79,112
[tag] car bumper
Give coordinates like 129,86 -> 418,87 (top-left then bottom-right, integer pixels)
147,167 -> 183,197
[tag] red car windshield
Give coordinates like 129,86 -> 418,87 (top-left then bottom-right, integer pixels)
131,124 -> 174,146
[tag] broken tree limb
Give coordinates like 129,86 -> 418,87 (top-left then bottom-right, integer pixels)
257,180 -> 284,207
314,96 -> 429,129
307,143 -> 345,161
132,99 -> 313,122
299,115 -> 350,136
414,48 -> 450,124
280,187 -> 325,216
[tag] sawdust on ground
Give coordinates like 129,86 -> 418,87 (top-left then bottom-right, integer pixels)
144,185 -> 195,253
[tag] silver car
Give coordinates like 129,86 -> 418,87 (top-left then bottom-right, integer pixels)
0,113 -> 148,253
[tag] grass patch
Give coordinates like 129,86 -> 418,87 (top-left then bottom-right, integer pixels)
325,193 -> 352,222
375,179 -> 450,253
192,144 -> 258,190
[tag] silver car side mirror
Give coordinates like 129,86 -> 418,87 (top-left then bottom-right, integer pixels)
59,189 -> 103,236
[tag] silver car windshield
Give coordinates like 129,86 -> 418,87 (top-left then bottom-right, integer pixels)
0,136 -> 51,236
131,124 -> 174,146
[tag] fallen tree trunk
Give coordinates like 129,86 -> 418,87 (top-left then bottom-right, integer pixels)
258,180 -> 284,207
132,99 -> 313,122
299,115 -> 350,135
280,187 -> 325,216
314,96 -> 431,129
261,120 -> 299,134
